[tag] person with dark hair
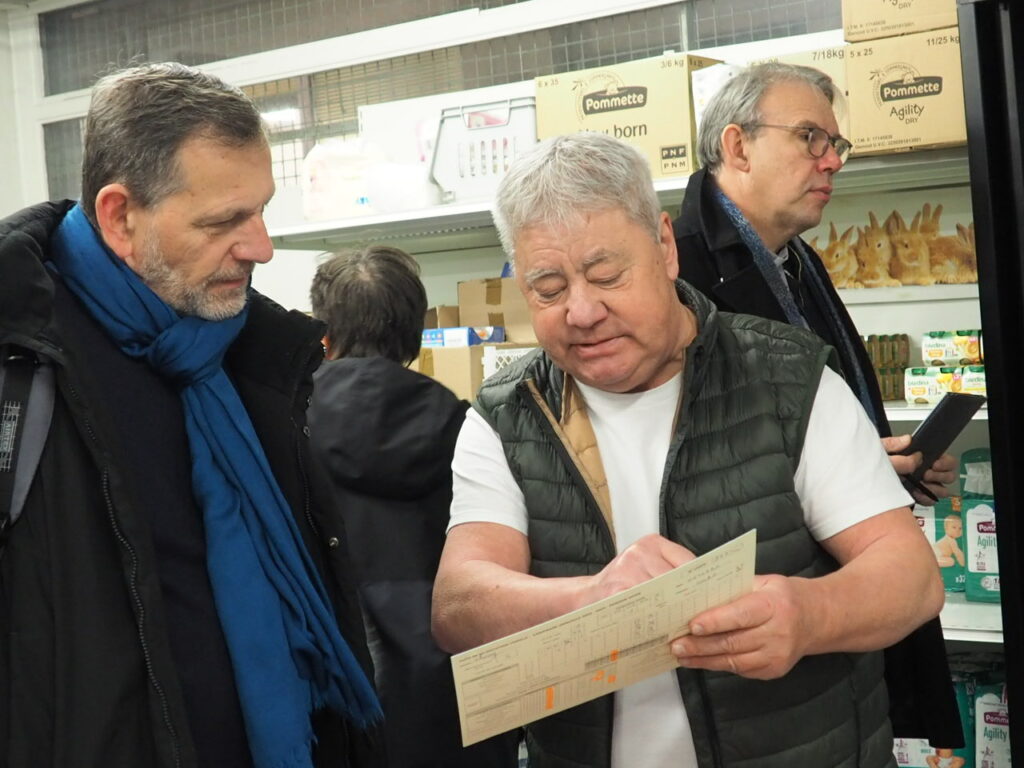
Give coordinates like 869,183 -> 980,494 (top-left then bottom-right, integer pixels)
672,61 -> 962,748
0,62 -> 383,768
308,246 -> 518,768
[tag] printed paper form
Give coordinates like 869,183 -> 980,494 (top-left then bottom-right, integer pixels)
451,528 -> 756,746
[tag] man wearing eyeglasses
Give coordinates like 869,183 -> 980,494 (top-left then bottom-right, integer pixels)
673,62 -> 963,751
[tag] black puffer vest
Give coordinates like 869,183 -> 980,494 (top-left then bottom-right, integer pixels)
474,284 -> 895,768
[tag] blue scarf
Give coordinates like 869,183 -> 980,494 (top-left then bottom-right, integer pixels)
51,204 -> 381,768
713,187 -> 878,426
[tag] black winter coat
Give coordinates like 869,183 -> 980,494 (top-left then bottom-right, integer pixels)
0,201 -> 384,768
308,356 -> 518,768
672,170 -> 963,748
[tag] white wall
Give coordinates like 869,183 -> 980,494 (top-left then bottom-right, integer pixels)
252,244 -> 509,313
0,10 -> 25,217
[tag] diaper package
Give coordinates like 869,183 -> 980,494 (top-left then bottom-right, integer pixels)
960,448 -> 999,603
975,682 -> 1010,767
916,496 -> 966,592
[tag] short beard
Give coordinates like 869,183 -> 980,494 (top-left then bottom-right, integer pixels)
137,228 -> 252,321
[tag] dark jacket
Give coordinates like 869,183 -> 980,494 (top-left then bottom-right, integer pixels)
673,167 -> 889,431
672,169 -> 963,747
0,201 -> 383,768
474,284 -> 894,768
308,356 -> 518,768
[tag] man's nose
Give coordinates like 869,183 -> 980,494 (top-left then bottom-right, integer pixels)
231,214 -> 274,264
818,143 -> 844,174
564,283 -> 608,328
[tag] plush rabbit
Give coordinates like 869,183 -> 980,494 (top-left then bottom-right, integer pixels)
921,204 -> 978,284
854,211 -> 901,287
812,222 -> 862,288
930,221 -> 979,284
887,210 -> 936,286
919,202 -> 942,238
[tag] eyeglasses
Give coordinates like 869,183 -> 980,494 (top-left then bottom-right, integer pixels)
746,124 -> 853,163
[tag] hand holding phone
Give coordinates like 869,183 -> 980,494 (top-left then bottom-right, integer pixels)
896,393 -> 986,500
899,393 -> 987,480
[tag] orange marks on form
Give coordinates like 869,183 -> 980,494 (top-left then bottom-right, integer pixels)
545,687 -> 555,710
608,674 -> 617,684
610,649 -> 619,662
592,670 -> 605,682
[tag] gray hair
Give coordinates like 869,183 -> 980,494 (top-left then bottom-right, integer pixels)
697,62 -> 843,173
493,132 -> 662,259
81,62 -> 267,224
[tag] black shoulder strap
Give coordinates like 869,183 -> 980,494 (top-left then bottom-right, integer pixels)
0,345 -> 56,552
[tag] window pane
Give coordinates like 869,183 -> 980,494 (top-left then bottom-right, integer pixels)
43,0 -> 841,196
39,0 -> 531,95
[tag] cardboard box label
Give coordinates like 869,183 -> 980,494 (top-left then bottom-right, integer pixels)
535,53 -> 719,179
847,29 -> 966,156
843,0 -> 957,43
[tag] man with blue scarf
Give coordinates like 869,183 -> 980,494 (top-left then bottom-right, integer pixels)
0,62 -> 383,768
672,62 -> 963,753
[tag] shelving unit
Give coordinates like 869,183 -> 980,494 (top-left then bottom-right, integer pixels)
838,284 -> 978,306
885,401 -> 988,421
940,593 -> 1003,644
268,146 -> 971,256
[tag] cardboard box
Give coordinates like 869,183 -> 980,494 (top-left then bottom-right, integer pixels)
424,305 -> 460,329
412,346 -> 484,401
534,52 -> 719,179
847,28 -> 966,156
458,277 -> 536,343
422,326 -> 505,348
843,0 -> 957,43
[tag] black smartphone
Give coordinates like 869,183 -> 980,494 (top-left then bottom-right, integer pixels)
900,392 -> 987,484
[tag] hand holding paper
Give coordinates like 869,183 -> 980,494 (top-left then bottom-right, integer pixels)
450,530 -> 756,746
671,571 -> 816,680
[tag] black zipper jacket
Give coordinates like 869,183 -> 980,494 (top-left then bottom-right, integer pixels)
0,201 -> 384,768
308,356 -> 518,768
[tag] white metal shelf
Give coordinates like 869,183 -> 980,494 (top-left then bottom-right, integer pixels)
269,146 -> 970,255
838,283 -> 979,306
269,200 -> 500,254
885,402 -> 988,422
940,592 -> 1003,644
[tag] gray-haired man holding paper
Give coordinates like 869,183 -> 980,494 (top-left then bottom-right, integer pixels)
431,132 -> 943,768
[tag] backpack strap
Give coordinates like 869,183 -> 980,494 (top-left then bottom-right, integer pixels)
0,345 -> 55,553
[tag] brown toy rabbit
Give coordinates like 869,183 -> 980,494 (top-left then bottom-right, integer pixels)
887,210 -> 936,286
854,211 -> 900,287
919,202 -> 942,238
921,203 -> 978,284
812,222 -> 862,288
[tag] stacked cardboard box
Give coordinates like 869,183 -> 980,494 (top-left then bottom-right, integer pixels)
842,0 -> 957,43
534,52 -> 718,178
412,346 -> 484,402
842,0 -> 965,156
414,280 -> 538,401
457,277 -> 535,344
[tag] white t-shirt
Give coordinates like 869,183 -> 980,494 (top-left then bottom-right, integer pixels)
448,366 -> 911,768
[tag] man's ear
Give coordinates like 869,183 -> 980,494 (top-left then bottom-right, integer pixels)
719,123 -> 751,172
658,211 -> 679,281
93,183 -> 142,268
